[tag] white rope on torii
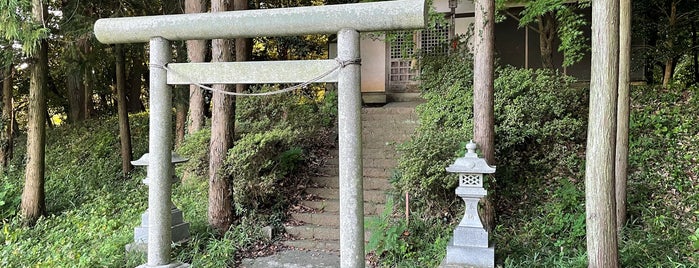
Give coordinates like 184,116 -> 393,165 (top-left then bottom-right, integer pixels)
94,1 -> 425,267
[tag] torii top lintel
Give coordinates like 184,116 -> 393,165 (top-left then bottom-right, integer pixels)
94,0 -> 427,44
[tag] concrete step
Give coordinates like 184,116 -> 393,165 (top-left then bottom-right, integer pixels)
361,121 -> 419,130
362,140 -> 401,150
300,200 -> 385,215
362,103 -> 420,115
285,225 -> 340,240
361,112 -> 418,122
306,188 -> 388,203
290,212 -> 380,227
316,166 -> 394,178
320,156 -> 399,168
291,212 -> 340,227
310,176 -> 392,190
285,225 -> 373,241
282,239 -> 340,252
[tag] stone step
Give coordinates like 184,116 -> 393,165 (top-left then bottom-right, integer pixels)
362,104 -> 419,115
362,132 -> 414,142
285,225 -> 340,241
321,155 -> 400,166
301,200 -> 385,215
291,212 -> 341,227
290,212 -> 380,227
310,176 -> 392,190
362,121 -> 419,130
361,112 -> 418,122
316,166 -> 393,178
284,225 -> 373,241
362,140 -> 402,150
282,239 -> 340,252
306,188 -> 388,203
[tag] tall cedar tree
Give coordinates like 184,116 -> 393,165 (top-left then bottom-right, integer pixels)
615,0 -> 631,232
473,0 -> 496,232
208,0 -> 235,234
1,64 -> 14,168
116,44 -> 133,176
21,0 -> 49,224
186,0 -> 208,135
585,0 -> 619,265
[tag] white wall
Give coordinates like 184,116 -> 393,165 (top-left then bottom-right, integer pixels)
359,35 -> 387,93
355,0 -> 477,94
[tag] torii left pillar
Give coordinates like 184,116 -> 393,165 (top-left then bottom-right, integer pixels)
144,37 -> 187,268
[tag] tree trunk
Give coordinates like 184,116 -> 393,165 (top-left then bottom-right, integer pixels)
1,65 -> 14,169
538,13 -> 556,69
586,0 -> 619,265
692,22 -> 699,84
66,67 -> 85,123
81,38 -> 93,119
235,0 -> 249,94
662,59 -> 673,88
186,0 -> 207,134
169,4 -> 188,147
662,0 -> 677,88
116,45 -> 133,177
127,46 -> 145,113
174,41 -> 188,148
21,0 -> 49,225
473,0 -> 495,232
615,0 -> 631,233
208,0 -> 235,234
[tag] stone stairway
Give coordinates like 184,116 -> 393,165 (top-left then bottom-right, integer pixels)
284,102 -> 420,251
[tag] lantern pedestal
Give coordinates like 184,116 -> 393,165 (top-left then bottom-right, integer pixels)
126,153 -> 191,253
132,207 -> 191,244
443,242 -> 494,268
442,141 -> 496,268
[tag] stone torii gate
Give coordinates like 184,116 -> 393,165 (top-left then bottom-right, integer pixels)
93,1 -> 425,267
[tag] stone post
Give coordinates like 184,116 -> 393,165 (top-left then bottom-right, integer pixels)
139,36 -> 189,268
443,141 -> 495,268
337,28 -> 364,268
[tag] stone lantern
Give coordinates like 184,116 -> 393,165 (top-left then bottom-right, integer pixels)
442,141 -> 495,267
126,151 -> 190,252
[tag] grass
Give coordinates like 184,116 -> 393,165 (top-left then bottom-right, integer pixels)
0,113 -> 264,267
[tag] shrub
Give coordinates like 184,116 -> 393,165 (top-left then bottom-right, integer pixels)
395,53 -> 588,215
221,86 -> 337,216
177,128 -> 211,180
223,126 -> 302,213
393,47 -> 475,214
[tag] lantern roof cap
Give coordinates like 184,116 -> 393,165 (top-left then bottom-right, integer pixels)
446,140 -> 496,174
131,151 -> 189,166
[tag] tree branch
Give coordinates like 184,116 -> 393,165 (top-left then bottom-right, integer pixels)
505,9 -> 541,34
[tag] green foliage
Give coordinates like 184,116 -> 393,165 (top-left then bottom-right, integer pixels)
0,0 -> 49,57
177,128 -> 211,179
493,66 -> 587,179
366,198 -> 452,267
508,0 -> 590,67
395,46 -> 587,215
224,127 -> 301,212
0,113 -> 150,267
0,111 -> 275,267
225,86 -> 337,216
393,46 -> 474,213
498,178 -> 588,266
0,177 -> 20,219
